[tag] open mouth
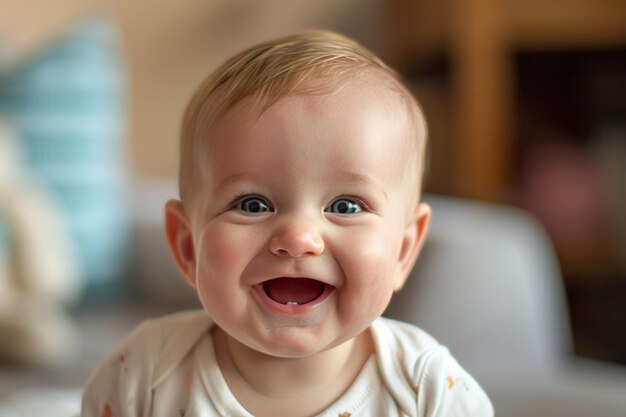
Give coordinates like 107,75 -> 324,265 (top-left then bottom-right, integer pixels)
262,277 -> 333,306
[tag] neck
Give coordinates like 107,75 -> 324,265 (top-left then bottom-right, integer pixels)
213,327 -> 373,416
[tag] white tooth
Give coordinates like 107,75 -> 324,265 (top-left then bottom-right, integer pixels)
286,301 -> 298,305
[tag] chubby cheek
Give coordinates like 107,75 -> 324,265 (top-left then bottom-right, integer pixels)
193,223 -> 260,316
196,223 -> 245,278
334,226 -> 402,323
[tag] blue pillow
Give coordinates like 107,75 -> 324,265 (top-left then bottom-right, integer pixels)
0,16 -> 130,296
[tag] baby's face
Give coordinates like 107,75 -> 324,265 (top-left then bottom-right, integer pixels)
187,74 -> 426,358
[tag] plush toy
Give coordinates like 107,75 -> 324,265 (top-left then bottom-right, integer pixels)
0,117 -> 80,365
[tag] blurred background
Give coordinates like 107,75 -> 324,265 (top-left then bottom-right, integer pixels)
380,0 -> 626,365
0,0 -> 624,411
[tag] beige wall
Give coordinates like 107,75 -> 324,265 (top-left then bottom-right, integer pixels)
0,0 -> 378,178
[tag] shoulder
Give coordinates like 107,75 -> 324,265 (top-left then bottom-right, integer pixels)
372,317 -> 493,417
104,309 -> 212,373
371,317 -> 442,376
98,310 -> 210,360
373,316 -> 441,351
147,309 -> 214,342
81,310 -> 213,417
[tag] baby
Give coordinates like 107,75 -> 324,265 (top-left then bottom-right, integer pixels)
82,31 -> 493,417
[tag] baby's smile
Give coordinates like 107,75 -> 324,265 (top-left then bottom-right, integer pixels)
253,276 -> 336,318
262,277 -> 333,305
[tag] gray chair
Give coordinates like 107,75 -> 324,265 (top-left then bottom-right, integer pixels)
385,195 -> 626,417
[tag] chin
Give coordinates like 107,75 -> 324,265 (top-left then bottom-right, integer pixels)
255,331 -> 333,359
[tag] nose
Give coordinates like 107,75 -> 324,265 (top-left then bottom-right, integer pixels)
269,220 -> 325,257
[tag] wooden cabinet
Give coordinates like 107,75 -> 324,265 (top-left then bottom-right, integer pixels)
380,0 -> 626,201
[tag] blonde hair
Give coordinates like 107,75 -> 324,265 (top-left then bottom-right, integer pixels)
180,30 -> 427,206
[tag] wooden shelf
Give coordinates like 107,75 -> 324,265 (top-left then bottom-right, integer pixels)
503,0 -> 626,50
381,0 -> 626,201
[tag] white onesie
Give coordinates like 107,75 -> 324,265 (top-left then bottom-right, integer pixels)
82,310 -> 493,417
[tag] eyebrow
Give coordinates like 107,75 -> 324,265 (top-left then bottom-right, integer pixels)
213,172 -> 255,195
333,171 -> 389,202
213,170 -> 389,201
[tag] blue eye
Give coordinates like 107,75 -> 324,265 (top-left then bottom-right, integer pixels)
326,198 -> 363,214
237,197 -> 272,213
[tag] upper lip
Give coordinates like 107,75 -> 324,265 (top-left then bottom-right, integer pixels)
252,272 -> 336,288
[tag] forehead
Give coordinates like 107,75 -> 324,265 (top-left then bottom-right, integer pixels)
212,69 -> 412,145
206,71 -> 413,163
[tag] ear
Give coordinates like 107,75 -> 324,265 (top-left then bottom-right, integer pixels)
164,199 -> 197,288
394,203 -> 431,291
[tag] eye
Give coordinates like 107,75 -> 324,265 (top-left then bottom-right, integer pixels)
326,198 -> 363,214
236,196 -> 273,213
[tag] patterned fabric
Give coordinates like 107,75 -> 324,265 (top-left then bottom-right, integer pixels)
0,16 -> 130,294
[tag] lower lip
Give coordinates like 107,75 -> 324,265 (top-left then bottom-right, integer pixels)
253,282 -> 335,315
